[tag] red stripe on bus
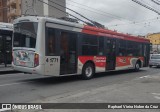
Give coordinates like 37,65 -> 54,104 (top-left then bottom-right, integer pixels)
78,56 -> 106,67
82,25 -> 150,43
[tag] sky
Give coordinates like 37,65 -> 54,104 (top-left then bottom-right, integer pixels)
66,0 -> 160,36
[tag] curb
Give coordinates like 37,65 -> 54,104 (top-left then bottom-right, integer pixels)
0,70 -> 21,75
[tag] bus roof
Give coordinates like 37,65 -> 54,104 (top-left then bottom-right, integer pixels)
0,22 -> 13,31
14,16 -> 150,43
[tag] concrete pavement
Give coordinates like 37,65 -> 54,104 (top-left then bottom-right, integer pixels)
11,68 -> 160,112
26,72 -> 160,112
0,64 -> 18,74
0,67 -> 160,112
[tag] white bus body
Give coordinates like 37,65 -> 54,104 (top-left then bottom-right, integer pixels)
12,16 -> 150,79
12,16 -> 83,76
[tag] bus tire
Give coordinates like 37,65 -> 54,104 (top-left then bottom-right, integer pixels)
134,62 -> 140,72
82,63 -> 95,80
149,65 -> 152,68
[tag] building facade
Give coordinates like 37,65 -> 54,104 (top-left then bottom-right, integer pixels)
146,33 -> 160,53
1,0 -> 66,23
7,0 -> 21,23
147,33 -> 160,45
0,0 -> 7,22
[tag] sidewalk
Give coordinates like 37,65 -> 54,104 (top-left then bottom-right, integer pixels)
0,64 -> 15,74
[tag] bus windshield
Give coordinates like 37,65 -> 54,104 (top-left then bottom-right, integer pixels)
13,22 -> 38,48
151,55 -> 160,59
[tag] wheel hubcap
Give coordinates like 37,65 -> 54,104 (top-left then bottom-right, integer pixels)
85,67 -> 92,77
136,64 -> 139,69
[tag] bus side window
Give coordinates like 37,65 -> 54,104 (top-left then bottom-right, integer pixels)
99,37 -> 104,55
118,40 -> 126,56
60,32 -> 68,62
46,28 -> 56,56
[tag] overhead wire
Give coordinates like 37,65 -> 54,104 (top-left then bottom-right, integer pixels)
38,0 -> 158,27
67,0 -> 132,22
108,16 -> 160,27
37,0 -> 159,33
151,0 -> 160,5
65,0 -> 160,24
131,0 -> 160,15
60,1 -> 124,21
37,0 -> 88,25
41,0 -> 104,27
140,0 -> 160,10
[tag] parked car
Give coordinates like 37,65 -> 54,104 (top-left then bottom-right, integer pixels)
149,54 -> 160,67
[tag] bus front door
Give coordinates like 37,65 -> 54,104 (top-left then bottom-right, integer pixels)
60,32 -> 77,75
106,39 -> 116,70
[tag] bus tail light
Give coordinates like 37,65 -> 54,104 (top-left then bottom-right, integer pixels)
34,53 -> 39,67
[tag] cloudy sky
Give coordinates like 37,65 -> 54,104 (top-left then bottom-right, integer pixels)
65,0 -> 160,36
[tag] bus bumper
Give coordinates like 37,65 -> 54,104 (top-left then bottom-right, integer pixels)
12,64 -> 45,75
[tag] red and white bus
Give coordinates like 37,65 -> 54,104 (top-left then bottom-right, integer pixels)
12,16 -> 150,79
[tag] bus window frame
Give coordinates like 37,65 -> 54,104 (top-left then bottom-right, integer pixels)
45,27 -> 59,56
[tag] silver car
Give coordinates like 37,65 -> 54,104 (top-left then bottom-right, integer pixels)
149,54 -> 160,67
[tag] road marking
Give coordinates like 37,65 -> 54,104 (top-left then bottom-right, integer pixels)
151,93 -> 160,100
0,81 -> 32,87
152,93 -> 160,96
139,75 -> 150,79
154,96 -> 160,100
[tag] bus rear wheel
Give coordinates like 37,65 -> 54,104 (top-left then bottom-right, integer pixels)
82,63 -> 95,80
134,62 -> 140,72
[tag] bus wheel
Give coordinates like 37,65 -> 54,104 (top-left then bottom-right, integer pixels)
82,63 -> 95,80
134,62 -> 140,72
149,65 -> 152,68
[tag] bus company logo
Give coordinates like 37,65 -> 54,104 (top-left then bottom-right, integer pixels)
93,56 -> 97,62
119,58 -> 126,63
0,104 -> 42,111
1,104 -> 11,111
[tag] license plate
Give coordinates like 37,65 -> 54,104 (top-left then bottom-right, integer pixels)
19,61 -> 26,65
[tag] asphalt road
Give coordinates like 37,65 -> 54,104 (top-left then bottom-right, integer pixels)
0,67 -> 159,103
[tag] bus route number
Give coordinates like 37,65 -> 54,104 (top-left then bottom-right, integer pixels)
46,58 -> 58,63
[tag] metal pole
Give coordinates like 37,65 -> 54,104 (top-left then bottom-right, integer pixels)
157,44 -> 159,53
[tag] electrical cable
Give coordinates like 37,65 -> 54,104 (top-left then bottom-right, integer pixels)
37,0 -> 88,25
131,0 -> 160,15
45,0 -> 103,27
151,0 -> 160,5
108,16 -> 160,27
67,0 -> 132,21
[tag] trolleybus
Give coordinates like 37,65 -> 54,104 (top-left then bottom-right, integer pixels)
0,22 -> 13,66
12,16 -> 150,79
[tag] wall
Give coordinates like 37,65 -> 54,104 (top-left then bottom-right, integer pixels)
0,0 -> 7,22
147,33 -> 160,45
21,0 -> 66,18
